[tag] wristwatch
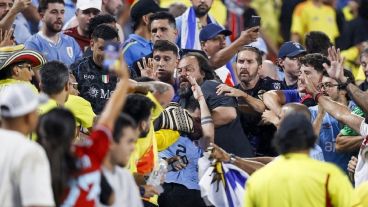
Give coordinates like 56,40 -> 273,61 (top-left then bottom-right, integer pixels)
226,153 -> 237,164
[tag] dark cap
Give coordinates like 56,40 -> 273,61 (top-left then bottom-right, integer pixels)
199,23 -> 232,42
130,0 -> 163,21
278,41 -> 306,59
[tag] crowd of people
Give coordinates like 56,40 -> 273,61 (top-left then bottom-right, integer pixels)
1,0 -> 368,206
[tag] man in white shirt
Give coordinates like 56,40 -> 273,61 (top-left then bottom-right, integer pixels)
0,83 -> 54,207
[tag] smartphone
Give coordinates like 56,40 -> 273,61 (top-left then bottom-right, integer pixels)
102,42 -> 120,71
250,15 -> 261,31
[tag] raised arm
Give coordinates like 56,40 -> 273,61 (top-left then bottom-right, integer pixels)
210,27 -> 259,68
304,73 -> 364,134
0,0 -> 31,31
324,46 -> 368,114
189,76 -> 214,149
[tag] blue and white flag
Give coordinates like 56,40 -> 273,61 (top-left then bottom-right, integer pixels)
198,156 -> 248,207
179,7 -> 216,50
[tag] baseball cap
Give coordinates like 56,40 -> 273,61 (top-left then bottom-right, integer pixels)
199,23 -> 232,42
130,0 -> 163,21
0,84 -> 48,118
76,0 -> 102,11
278,41 -> 306,59
0,45 -> 47,71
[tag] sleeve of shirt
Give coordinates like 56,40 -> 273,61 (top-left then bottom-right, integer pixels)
175,16 -> 182,47
201,81 -> 237,110
24,36 -> 40,51
290,4 -> 304,36
282,90 -> 300,103
65,95 -> 96,129
328,168 -> 353,207
78,125 -> 112,171
155,129 -> 180,152
19,145 -> 55,206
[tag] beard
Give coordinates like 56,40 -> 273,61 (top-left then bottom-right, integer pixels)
193,3 -> 210,17
178,76 -> 193,108
45,20 -> 63,33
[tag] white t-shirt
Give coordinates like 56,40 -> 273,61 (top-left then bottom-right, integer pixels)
355,120 -> 368,186
98,166 -> 143,207
0,129 -> 54,206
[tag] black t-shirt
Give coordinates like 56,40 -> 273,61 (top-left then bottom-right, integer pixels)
71,56 -> 118,114
235,77 -> 284,156
201,80 -> 253,157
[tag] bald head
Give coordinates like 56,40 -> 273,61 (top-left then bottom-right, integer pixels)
280,103 -> 311,121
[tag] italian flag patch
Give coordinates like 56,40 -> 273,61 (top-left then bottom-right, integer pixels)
102,75 -> 109,84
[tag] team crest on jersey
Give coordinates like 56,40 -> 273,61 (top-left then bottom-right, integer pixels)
272,82 -> 281,90
66,47 -> 73,58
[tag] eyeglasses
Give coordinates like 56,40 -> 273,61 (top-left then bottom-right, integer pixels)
317,82 -> 339,91
69,82 -> 78,90
17,64 -> 32,71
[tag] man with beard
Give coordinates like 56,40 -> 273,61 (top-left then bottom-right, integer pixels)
177,52 -> 253,157
24,0 -> 82,66
263,53 -> 329,116
122,0 -> 162,73
176,0 -> 224,50
216,46 -> 283,156
70,24 -> 118,114
64,0 -> 101,52
200,23 -> 259,86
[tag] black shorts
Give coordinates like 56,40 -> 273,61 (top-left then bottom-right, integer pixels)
158,183 -> 208,207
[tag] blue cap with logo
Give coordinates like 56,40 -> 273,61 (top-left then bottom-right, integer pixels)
278,41 -> 306,58
199,23 -> 232,42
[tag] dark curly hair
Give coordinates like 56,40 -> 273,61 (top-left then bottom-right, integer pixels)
299,53 -> 330,74
305,31 -> 332,56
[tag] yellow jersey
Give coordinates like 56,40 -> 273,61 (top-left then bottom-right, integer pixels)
244,153 -> 353,207
291,1 -> 339,43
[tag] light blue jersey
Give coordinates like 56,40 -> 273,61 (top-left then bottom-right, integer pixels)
310,102 -> 356,172
24,32 -> 82,66
159,136 -> 202,190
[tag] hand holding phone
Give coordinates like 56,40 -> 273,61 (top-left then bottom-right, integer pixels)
102,42 -> 121,72
250,16 -> 261,28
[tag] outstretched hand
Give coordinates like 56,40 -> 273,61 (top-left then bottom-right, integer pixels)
216,84 -> 245,97
188,76 -> 204,101
323,46 -> 346,83
0,29 -> 14,47
137,57 -> 155,79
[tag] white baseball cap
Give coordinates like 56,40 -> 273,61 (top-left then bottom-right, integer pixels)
0,84 -> 48,118
76,0 -> 102,11
247,37 -> 268,55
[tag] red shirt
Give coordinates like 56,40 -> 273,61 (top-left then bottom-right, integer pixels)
61,125 -> 111,207
64,27 -> 90,52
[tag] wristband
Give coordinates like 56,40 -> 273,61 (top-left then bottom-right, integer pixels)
225,153 -> 236,164
338,78 -> 352,90
314,92 -> 324,103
